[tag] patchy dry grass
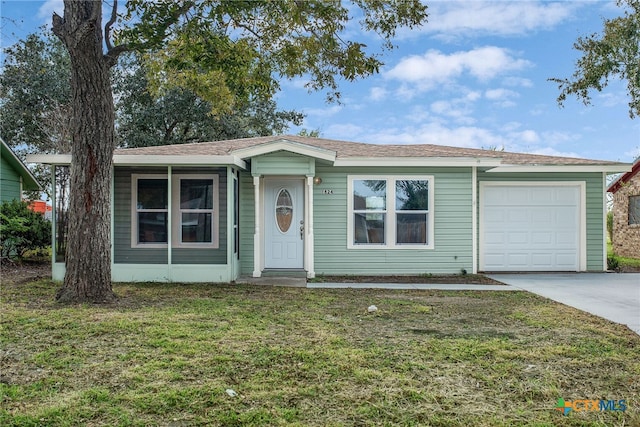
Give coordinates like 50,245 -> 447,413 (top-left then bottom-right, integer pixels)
1,280 -> 638,426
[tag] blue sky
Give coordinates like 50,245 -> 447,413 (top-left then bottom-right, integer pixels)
1,0 -> 639,163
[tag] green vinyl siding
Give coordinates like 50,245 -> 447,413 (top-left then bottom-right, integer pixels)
478,172 -> 605,271
313,166 -> 473,275
239,172 -> 255,275
1,155 -> 21,202
113,167 -> 227,265
251,152 -> 315,176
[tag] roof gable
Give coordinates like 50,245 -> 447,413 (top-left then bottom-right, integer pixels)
1,138 -> 40,191
608,157 -> 640,193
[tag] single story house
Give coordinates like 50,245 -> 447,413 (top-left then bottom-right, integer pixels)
1,138 -> 40,203
29,135 -> 630,282
608,156 -> 640,258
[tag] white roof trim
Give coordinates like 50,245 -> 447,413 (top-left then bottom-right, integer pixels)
27,154 -> 247,169
231,139 -> 337,161
334,157 -> 503,167
27,154 -> 72,165
113,155 -> 246,169
486,164 -> 631,173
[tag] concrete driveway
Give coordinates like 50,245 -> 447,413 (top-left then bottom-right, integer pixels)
488,273 -> 640,335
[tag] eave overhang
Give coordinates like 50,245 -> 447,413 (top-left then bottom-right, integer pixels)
26,154 -> 247,170
485,164 -> 632,173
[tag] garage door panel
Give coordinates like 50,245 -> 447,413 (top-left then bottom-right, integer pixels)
507,253 -> 529,266
507,208 -> 529,223
481,184 -> 580,272
507,232 -> 528,244
531,231 -> 553,244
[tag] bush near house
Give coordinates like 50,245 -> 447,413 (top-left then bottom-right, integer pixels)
0,199 -> 51,260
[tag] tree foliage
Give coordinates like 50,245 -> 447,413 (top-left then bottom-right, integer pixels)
114,53 -> 303,147
551,0 -> 640,118
0,200 -> 51,260
120,0 -> 428,106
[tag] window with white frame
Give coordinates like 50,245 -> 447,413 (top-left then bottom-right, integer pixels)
132,174 -> 218,248
134,175 -> 169,246
348,176 -> 434,249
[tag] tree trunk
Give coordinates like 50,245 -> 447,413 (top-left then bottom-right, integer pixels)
53,1 -> 116,303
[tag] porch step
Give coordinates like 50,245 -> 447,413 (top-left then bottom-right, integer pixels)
261,269 -> 308,278
236,275 -> 307,287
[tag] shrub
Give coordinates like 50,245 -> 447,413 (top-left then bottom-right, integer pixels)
0,199 -> 51,260
607,255 -> 620,272
606,210 -> 613,242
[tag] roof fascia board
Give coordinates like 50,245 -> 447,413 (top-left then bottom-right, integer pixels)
113,155 -> 247,169
333,157 -> 503,167
26,154 -> 72,165
27,154 -> 247,170
607,159 -> 640,193
486,164 -> 631,173
231,140 -> 336,162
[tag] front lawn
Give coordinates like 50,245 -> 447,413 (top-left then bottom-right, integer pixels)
1,280 -> 638,426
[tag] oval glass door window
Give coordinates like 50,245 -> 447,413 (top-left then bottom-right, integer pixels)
275,189 -> 293,233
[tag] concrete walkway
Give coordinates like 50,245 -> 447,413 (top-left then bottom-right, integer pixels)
488,273 -> 640,335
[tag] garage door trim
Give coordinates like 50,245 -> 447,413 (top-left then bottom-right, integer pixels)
479,181 -> 587,272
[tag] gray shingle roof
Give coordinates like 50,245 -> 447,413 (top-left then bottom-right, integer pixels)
114,134 -> 622,166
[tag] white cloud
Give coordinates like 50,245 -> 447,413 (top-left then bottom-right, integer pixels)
429,92 -> 480,125
325,123 -> 364,137
38,0 -> 63,22
485,88 -> 520,107
369,87 -> 388,101
503,77 -> 534,88
419,1 -> 579,39
385,47 -> 531,92
303,105 -> 342,118
364,122 -> 509,148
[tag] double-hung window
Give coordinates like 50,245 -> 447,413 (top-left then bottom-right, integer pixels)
348,176 -> 434,249
132,174 -> 218,248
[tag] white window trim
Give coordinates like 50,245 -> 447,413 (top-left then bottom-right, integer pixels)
347,175 -> 435,250
131,173 -> 219,249
131,174 -> 169,249
171,174 -> 219,249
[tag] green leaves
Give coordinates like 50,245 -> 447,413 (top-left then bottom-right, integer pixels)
551,0 -> 640,118
118,0 -> 428,105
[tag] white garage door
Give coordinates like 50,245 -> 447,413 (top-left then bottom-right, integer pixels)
480,184 -> 581,272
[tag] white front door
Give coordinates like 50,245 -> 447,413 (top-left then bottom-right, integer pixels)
264,179 -> 304,269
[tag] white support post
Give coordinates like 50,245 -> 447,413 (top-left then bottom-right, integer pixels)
471,166 -> 478,274
253,175 -> 261,277
167,166 -> 172,278
306,176 -> 315,278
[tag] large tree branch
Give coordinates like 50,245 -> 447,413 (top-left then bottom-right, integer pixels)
104,0 -> 118,51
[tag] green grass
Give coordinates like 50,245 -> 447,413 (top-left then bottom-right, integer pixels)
1,280 -> 638,426
607,241 -> 640,269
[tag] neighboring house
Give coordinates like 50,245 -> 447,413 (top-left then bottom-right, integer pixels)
0,138 -> 40,203
608,157 -> 640,258
28,135 -> 630,282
